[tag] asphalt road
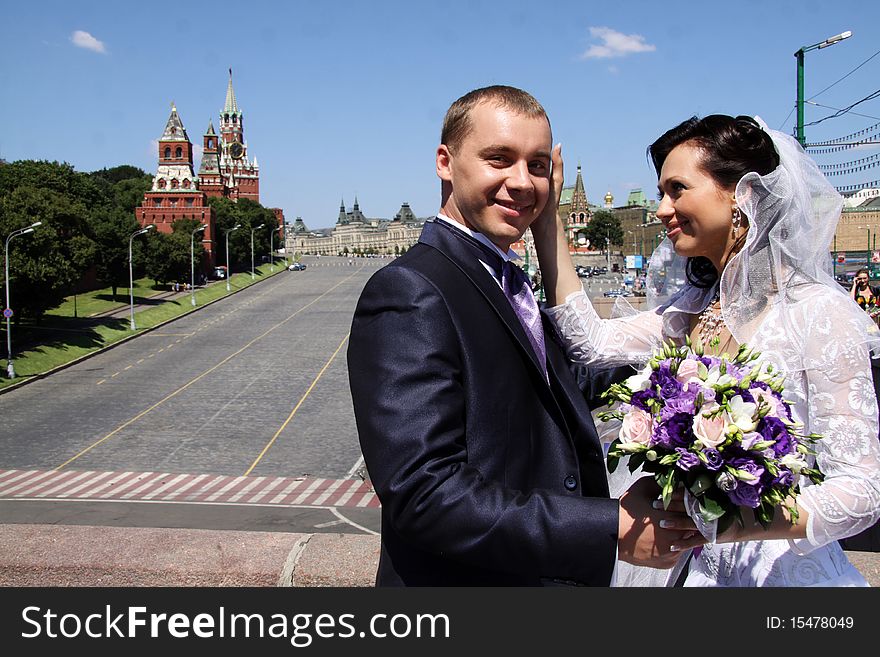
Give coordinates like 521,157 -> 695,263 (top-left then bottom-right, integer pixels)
0,256 -> 387,535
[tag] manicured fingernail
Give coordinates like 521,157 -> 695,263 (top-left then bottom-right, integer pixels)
670,545 -> 681,552
652,500 -> 663,509
659,520 -> 673,529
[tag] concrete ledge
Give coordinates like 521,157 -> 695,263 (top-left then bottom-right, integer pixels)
0,524 -> 379,587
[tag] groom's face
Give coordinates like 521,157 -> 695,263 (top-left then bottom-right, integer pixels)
436,101 -> 552,252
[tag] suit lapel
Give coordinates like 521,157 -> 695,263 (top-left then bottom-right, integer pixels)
418,220 -> 548,382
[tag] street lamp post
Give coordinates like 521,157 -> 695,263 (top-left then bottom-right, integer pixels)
191,223 -> 207,307
4,221 -> 42,378
250,223 -> 265,280
224,223 -> 241,292
128,224 -> 154,331
795,30 -> 852,147
270,228 -> 275,272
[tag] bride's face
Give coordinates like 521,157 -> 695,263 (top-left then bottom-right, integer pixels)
656,142 -> 738,272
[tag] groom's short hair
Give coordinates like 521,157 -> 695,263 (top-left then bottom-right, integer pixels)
441,85 -> 550,154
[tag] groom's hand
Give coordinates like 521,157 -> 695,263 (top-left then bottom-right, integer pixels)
617,477 -> 705,569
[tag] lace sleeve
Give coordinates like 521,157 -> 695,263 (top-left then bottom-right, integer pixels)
791,321 -> 880,551
544,289 -> 665,368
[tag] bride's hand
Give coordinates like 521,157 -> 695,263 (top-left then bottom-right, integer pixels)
531,143 -> 564,237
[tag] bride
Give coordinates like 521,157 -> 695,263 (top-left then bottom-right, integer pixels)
532,115 -> 880,586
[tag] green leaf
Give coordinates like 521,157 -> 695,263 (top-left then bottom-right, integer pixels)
699,496 -> 726,523
607,452 -> 620,474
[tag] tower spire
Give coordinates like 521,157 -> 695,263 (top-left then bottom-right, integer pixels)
224,68 -> 239,114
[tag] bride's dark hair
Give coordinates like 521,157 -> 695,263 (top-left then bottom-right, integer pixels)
648,115 -> 780,288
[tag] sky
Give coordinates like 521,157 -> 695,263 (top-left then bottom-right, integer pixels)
2,0 -> 879,230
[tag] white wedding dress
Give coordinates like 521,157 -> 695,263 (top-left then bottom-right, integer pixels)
547,283 -> 880,586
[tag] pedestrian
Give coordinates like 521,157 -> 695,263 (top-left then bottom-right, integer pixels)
347,85 -> 698,586
533,114 -> 880,586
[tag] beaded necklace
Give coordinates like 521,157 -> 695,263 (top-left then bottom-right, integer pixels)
695,290 -> 724,346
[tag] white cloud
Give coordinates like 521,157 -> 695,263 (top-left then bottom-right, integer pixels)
581,27 -> 655,59
70,30 -> 107,54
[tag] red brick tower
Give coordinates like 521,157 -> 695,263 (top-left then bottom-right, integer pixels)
135,103 -> 217,268
218,69 -> 260,202
198,120 -> 224,198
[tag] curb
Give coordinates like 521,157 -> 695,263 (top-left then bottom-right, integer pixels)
0,268 -> 285,397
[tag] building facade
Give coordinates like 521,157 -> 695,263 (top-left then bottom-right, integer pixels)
136,72 -> 281,269
288,200 -> 425,256
135,103 -> 218,269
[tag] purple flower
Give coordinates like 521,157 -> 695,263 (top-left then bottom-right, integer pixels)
702,448 -> 724,471
652,365 -> 683,400
729,457 -> 765,485
659,387 -> 699,422
654,413 -> 694,449
631,388 -> 659,412
675,448 -> 700,471
729,482 -> 762,508
758,416 -> 793,457
773,469 -> 795,487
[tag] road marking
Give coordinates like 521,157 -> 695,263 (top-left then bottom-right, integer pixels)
98,472 -> 154,499
291,478 -> 326,505
247,476 -> 288,504
269,478 -> 307,504
244,332 -> 350,476
345,455 -> 365,480
0,469 -> 378,512
53,273 -> 359,472
162,473 -> 209,500
97,379 -> 106,385
0,470 -> 53,496
228,476 -> 267,502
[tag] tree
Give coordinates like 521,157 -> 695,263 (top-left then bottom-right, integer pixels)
92,207 -> 141,301
584,210 -> 624,252
0,162 -> 96,322
142,219 -> 204,287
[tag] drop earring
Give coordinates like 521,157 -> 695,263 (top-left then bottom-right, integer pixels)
731,207 -> 742,238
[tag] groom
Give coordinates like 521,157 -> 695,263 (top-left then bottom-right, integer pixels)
348,85 -> 695,586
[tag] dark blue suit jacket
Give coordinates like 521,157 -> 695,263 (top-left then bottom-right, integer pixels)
348,219 -> 619,585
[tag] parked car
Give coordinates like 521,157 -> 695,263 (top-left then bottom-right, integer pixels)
288,262 -> 307,271
213,266 -> 227,279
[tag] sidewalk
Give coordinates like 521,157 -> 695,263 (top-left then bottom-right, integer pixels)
0,523 -> 877,587
0,524 -> 380,587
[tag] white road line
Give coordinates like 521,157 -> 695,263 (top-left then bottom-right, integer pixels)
162,473 -> 209,500
121,473 -> 172,499
205,476 -> 247,502
0,470 -> 53,496
345,455 -> 365,480
247,476 -> 288,504
312,478 -> 346,506
269,478 -> 307,504
228,476 -> 267,502
142,473 -> 189,500
180,474 -> 227,501
355,491 -> 376,507
57,471 -> 116,498
334,478 -> 367,507
77,471 -> 136,497
291,478 -> 326,505
0,470 -> 24,485
98,472 -> 155,499
36,471 -> 95,498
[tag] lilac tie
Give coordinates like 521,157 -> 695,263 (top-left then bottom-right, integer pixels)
501,260 -> 547,378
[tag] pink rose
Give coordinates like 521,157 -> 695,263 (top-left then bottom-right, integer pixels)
676,358 -> 701,384
752,387 -> 783,418
693,405 -> 728,448
620,408 -> 654,445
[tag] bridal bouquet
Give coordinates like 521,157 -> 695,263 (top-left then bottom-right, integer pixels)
599,338 -> 824,537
